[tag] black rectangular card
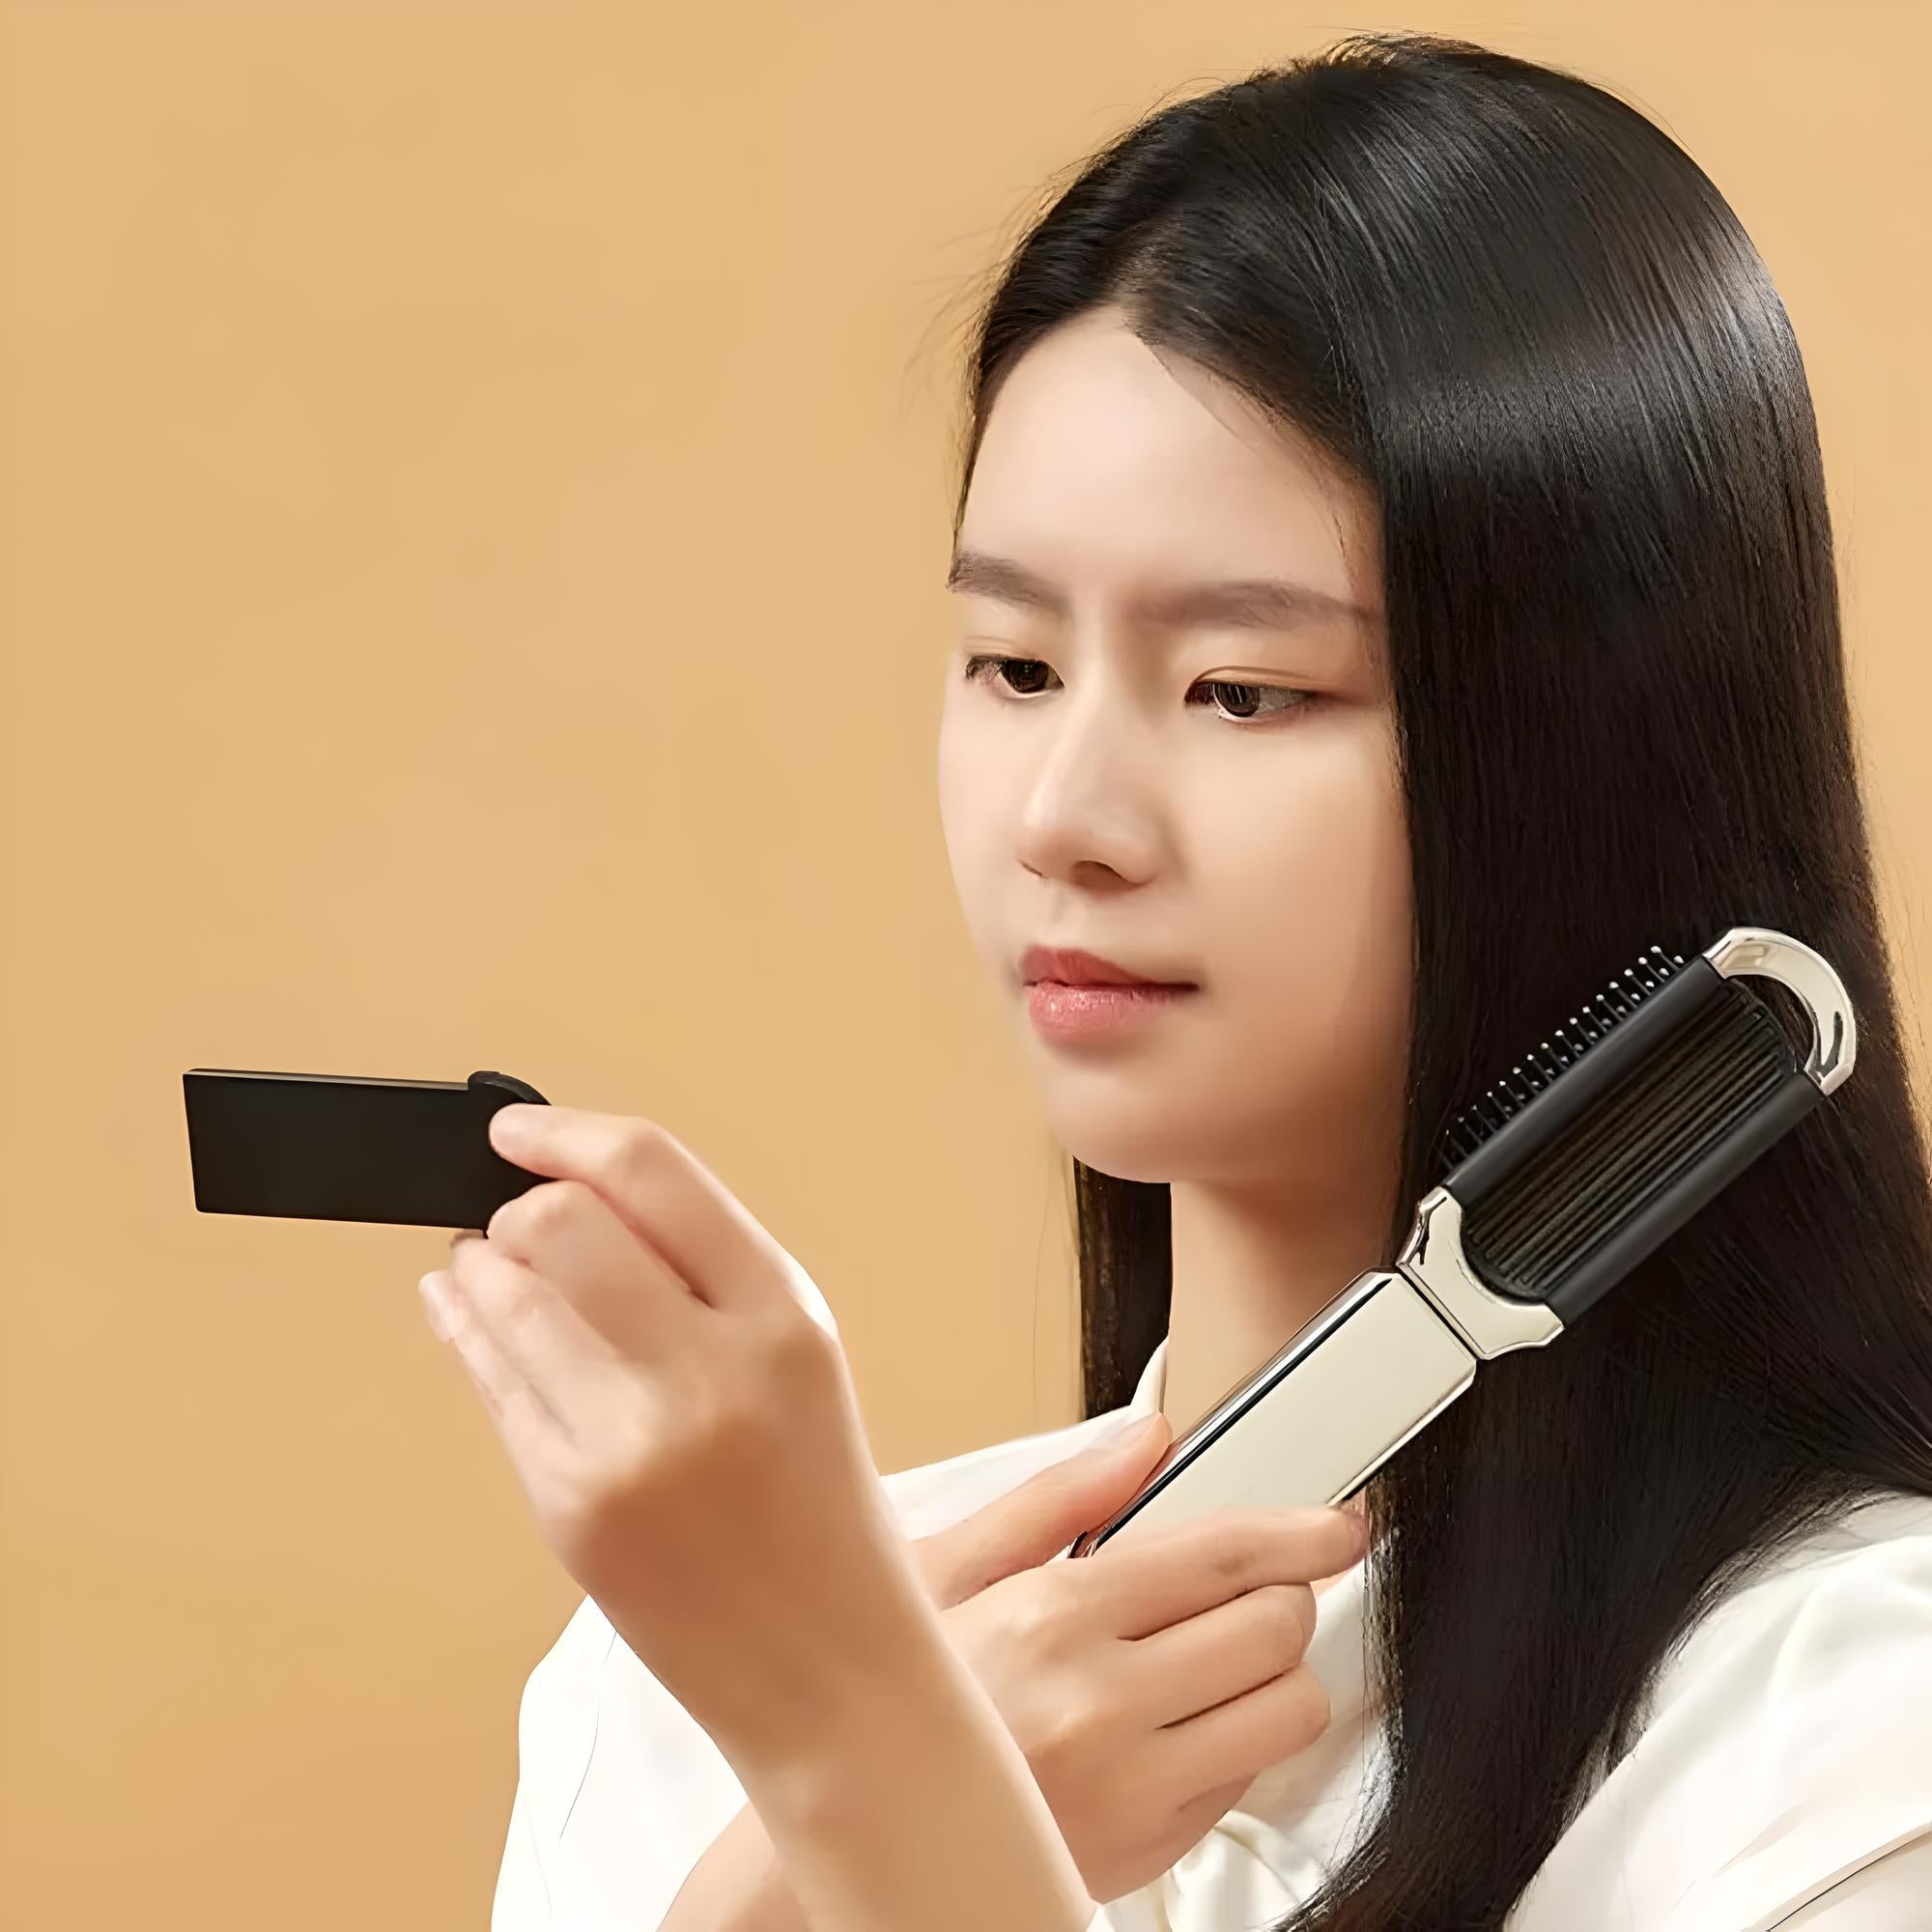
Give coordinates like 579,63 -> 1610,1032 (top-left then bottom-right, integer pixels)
184,1066 -> 551,1230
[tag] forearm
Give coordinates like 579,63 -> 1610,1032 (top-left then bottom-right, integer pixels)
658,1803 -> 806,1932
727,1605 -> 1094,1932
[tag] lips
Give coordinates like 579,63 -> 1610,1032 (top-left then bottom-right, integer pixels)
1019,945 -> 1197,989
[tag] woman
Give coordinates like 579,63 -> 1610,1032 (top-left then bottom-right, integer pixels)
442,30 -> 1932,1931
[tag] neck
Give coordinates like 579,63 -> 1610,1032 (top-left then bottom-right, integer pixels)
1159,1142 -> 1404,1436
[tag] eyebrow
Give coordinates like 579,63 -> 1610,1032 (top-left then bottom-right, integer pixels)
944,548 -> 1376,631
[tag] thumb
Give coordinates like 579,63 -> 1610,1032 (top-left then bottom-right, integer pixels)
913,1410 -> 1174,1610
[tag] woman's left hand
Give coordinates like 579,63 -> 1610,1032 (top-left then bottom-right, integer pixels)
418,1103 -> 931,1769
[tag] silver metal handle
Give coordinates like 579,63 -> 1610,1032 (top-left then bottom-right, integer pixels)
1067,1268 -> 1477,1551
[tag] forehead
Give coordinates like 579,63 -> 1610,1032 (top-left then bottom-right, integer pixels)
960,313 -> 1380,617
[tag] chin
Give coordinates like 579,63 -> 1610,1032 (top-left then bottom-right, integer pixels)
1044,1114 -> 1198,1185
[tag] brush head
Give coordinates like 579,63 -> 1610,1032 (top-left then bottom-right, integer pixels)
1435,944 -> 1825,1322
1440,945 -> 1691,1167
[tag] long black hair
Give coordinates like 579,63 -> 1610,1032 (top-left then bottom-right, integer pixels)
939,31 -> 1932,1928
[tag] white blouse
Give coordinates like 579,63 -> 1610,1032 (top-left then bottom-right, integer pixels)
490,1265 -> 1932,1930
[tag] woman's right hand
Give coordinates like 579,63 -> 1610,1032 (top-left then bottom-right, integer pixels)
910,1412 -> 1369,1905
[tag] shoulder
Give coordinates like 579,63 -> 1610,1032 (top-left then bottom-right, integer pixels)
1520,1491 -> 1932,1931
1651,1490 -> 1932,1713
1685,1476 -> 1932,1646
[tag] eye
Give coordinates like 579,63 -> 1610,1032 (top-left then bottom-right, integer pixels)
959,653 -> 1320,725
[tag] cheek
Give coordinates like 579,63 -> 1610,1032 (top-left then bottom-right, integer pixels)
1203,726 -> 1412,1080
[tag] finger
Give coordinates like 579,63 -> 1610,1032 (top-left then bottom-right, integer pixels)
915,1414 -> 1175,1608
484,1178 -> 701,1359
1080,1507 -> 1368,1638
1168,1775 -> 1259,1847
441,1237 -> 620,1448
421,1262 -> 570,1466
488,1106 -> 790,1318
1122,1580 -> 1316,1730
1157,1662 -> 1333,1801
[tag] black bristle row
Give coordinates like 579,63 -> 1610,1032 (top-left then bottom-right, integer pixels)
1440,944 -> 1691,1167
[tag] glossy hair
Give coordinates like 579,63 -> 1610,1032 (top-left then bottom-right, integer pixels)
940,31 -> 1932,1927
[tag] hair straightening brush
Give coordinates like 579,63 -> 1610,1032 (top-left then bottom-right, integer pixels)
1067,926 -> 1856,1555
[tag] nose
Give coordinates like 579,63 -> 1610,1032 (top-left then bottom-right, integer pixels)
1012,687 -> 1168,888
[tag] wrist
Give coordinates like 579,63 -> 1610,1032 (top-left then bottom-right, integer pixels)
729,1562 -> 959,1815
666,1522 -> 937,1778
728,1600 -> 1094,1932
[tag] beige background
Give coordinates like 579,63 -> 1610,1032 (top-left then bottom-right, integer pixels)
1,4 -> 1925,1925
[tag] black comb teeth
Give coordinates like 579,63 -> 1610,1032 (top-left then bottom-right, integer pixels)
1440,945 -> 1691,1167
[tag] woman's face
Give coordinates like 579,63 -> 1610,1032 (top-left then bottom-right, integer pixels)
937,307 -> 1413,1189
